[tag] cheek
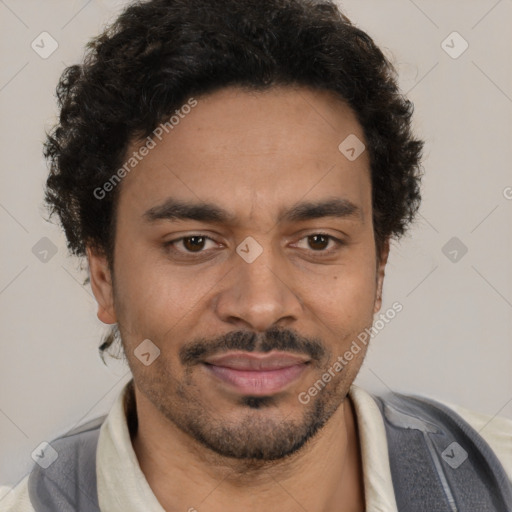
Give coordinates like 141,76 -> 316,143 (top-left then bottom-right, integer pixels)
306,252 -> 377,316
111,239 -> 178,337
312,266 -> 377,379
112,241 -> 219,341
315,278 -> 376,341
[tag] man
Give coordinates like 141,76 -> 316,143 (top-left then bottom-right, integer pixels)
1,0 -> 511,510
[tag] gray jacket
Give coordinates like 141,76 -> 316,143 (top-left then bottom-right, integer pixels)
27,392 -> 512,511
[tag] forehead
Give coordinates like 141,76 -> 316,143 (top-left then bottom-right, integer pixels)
117,85 -> 371,222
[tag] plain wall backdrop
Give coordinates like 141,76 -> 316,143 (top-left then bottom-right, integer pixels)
1,0 -> 511,491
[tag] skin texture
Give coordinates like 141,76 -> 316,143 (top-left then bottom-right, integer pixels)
88,85 -> 390,512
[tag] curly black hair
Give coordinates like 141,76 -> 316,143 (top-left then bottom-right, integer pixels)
43,0 -> 423,359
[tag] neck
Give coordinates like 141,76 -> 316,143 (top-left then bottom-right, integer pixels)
130,384 -> 365,512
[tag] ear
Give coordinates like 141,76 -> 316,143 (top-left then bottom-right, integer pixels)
86,246 -> 117,324
374,238 -> 390,314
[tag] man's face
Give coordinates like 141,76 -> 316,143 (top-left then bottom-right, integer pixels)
89,86 -> 388,462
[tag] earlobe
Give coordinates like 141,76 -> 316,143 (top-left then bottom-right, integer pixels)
374,239 -> 390,314
86,246 -> 117,324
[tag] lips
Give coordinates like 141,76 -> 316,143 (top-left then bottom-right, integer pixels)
203,351 -> 310,370
202,351 -> 310,395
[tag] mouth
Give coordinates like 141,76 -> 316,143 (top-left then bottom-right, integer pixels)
201,351 -> 311,396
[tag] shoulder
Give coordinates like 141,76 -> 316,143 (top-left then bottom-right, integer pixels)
435,397 -> 512,482
366,387 -> 512,484
350,385 -> 512,481
0,414 -> 107,512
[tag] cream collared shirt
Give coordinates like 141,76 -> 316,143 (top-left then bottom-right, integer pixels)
2,382 -> 511,512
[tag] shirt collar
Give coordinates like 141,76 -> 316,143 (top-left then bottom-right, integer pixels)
97,379 -> 398,511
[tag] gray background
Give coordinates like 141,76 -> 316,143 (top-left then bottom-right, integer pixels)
1,0 -> 511,491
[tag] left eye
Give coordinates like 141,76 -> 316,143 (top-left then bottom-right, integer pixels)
294,233 -> 340,252
166,235 -> 217,253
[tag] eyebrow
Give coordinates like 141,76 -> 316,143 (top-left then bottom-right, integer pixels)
142,197 -> 362,225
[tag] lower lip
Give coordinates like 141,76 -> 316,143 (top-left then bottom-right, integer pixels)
203,363 -> 308,396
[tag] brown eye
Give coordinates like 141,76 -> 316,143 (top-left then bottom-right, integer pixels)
293,233 -> 345,257
307,234 -> 330,251
164,235 -> 217,256
182,236 -> 207,252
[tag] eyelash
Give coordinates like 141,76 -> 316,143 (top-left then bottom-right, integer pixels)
163,233 -> 345,259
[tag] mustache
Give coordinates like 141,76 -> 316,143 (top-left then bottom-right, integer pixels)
179,326 -> 328,366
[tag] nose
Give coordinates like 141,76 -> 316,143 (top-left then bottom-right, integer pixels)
213,241 -> 303,332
